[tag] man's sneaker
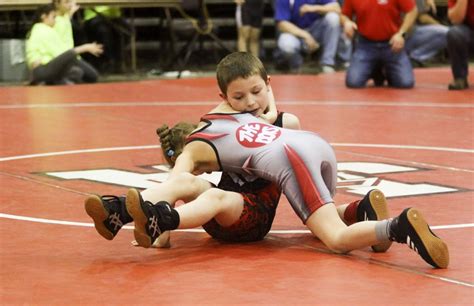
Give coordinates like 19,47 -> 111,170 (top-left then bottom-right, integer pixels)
126,188 -> 179,248
357,189 -> 392,252
84,195 -> 131,240
390,208 -> 449,268
321,65 -> 336,74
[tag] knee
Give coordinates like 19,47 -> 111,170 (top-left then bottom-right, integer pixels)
324,12 -> 340,28
391,78 -> 415,89
199,188 -> 230,206
171,173 -> 203,194
278,34 -> 300,54
447,26 -> 464,45
345,74 -> 367,88
323,236 -> 351,254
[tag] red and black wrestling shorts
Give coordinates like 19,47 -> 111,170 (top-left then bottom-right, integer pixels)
202,173 -> 281,242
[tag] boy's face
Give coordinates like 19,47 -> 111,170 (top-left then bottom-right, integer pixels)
221,75 -> 269,117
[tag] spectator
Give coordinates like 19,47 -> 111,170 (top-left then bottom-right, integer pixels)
235,0 -> 265,58
54,0 -> 100,82
83,6 -> 129,73
274,0 -> 348,73
405,0 -> 449,67
341,0 -> 418,88
26,4 -> 103,85
446,0 -> 474,90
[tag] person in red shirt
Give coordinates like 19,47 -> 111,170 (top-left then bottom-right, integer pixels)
447,0 -> 474,90
341,0 -> 418,88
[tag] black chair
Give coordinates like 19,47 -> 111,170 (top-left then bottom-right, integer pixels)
166,0 -> 233,78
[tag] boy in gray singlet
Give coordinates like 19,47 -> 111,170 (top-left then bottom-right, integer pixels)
87,52 -> 449,269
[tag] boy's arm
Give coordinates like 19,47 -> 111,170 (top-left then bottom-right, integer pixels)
170,141 -> 220,177
259,85 -> 278,124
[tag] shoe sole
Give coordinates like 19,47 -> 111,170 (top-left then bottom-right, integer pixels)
126,188 -> 152,248
84,195 -> 114,240
407,208 -> 449,269
368,190 -> 393,253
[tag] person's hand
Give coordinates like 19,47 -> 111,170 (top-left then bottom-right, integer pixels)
131,231 -> 171,248
85,42 -> 104,57
302,32 -> 320,53
343,20 -> 358,39
389,33 -> 405,53
259,86 -> 277,124
70,2 -> 80,16
426,0 -> 437,14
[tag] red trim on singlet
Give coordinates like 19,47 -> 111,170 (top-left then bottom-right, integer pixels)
284,144 -> 324,212
186,132 -> 228,142
201,113 -> 239,122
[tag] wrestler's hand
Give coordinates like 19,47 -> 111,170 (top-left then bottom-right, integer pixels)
131,231 -> 171,248
259,85 -> 277,124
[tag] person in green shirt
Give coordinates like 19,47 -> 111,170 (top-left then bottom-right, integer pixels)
26,4 -> 103,85
83,6 -> 128,73
53,0 -> 100,82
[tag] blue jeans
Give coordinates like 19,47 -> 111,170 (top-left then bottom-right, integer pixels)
405,24 -> 448,63
275,12 -> 346,70
447,24 -> 474,79
346,36 -> 414,88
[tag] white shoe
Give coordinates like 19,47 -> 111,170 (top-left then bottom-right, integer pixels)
322,65 -> 336,73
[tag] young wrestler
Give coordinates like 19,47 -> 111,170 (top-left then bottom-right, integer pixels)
86,53 -> 389,250
125,52 -> 448,268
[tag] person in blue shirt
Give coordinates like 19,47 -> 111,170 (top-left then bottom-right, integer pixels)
273,0 -> 350,73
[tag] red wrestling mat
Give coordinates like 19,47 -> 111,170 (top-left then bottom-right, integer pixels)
1,67 -> 473,304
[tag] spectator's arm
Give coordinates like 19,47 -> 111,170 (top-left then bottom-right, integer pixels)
277,20 -> 320,52
340,14 -> 357,39
389,6 -> 417,52
300,2 -> 341,15
448,0 -> 468,24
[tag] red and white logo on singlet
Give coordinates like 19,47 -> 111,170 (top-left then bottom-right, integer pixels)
236,123 -> 281,148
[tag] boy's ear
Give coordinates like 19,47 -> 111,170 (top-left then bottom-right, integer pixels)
219,92 -> 227,101
267,75 -> 271,84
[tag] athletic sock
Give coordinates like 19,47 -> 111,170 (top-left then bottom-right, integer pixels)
375,219 -> 391,242
343,200 -> 360,225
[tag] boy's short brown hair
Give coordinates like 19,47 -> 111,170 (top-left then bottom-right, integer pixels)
216,52 -> 268,96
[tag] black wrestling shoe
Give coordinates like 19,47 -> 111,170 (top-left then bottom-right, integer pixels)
390,208 -> 449,268
84,195 -> 131,240
126,188 -> 179,248
357,189 -> 392,252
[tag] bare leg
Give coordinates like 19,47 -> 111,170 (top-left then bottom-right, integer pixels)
249,27 -> 261,58
141,172 -> 212,205
176,188 -> 244,229
237,26 -> 251,52
306,203 -> 382,253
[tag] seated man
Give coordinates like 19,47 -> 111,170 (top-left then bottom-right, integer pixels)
273,0 -> 349,73
405,0 -> 449,67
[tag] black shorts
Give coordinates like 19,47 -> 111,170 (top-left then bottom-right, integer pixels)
202,175 -> 281,242
237,0 -> 265,28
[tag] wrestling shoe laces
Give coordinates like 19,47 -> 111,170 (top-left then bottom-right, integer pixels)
84,195 -> 131,240
357,189 -> 392,252
390,208 -> 449,268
